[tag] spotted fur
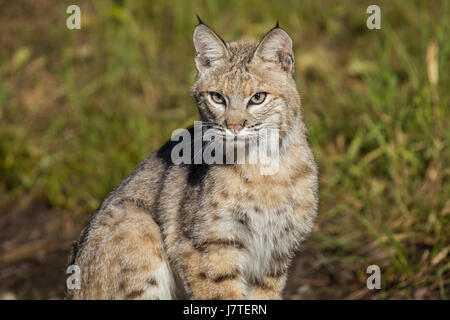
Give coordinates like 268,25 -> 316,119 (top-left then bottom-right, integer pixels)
67,21 -> 318,300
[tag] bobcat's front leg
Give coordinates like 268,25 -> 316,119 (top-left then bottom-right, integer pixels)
247,272 -> 287,300
180,238 -> 247,300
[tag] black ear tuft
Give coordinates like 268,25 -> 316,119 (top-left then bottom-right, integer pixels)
196,14 -> 204,25
275,21 -> 280,28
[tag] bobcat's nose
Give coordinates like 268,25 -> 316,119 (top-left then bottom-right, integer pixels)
227,123 -> 243,134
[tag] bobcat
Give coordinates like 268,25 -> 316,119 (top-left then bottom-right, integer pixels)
67,19 -> 318,300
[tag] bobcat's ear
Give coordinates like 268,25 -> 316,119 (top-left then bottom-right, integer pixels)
253,25 -> 294,73
193,22 -> 229,73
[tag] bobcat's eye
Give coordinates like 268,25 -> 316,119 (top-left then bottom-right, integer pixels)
210,92 -> 226,105
249,92 -> 267,105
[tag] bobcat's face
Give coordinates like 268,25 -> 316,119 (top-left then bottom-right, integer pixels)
191,23 -> 301,142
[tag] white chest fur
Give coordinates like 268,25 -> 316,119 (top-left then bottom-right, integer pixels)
239,204 -> 297,282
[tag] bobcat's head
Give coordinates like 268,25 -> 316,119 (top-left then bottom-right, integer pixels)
191,20 -> 302,147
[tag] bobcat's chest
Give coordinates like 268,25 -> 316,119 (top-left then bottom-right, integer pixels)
214,165 -> 315,281
237,200 -> 298,281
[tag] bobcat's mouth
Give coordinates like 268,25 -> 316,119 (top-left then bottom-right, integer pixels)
201,121 -> 282,146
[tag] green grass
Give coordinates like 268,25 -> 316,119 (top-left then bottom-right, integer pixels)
0,0 -> 449,299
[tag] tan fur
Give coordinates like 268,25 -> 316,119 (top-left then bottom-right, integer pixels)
67,21 -> 318,300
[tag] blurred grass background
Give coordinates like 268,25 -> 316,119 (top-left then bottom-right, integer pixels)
0,0 -> 448,299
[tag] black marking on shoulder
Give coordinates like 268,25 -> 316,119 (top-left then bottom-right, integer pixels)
156,125 -> 211,187
187,163 -> 210,186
